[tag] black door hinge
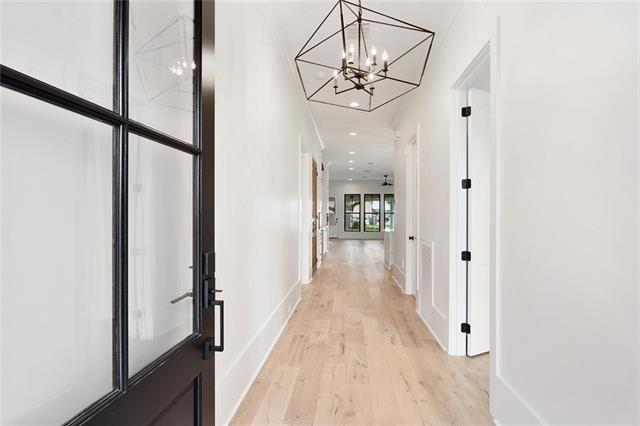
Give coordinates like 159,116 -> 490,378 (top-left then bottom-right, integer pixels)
461,178 -> 471,189
461,323 -> 471,334
461,251 -> 471,261
461,106 -> 471,117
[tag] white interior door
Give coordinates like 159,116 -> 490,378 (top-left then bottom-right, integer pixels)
467,88 -> 491,356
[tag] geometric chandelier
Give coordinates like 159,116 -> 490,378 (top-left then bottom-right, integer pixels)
295,0 -> 435,112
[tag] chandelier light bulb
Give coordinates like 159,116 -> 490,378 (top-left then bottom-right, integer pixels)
368,73 -> 375,81
382,50 -> 388,61
371,46 -> 377,66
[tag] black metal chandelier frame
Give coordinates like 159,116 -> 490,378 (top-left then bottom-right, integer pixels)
295,0 -> 435,112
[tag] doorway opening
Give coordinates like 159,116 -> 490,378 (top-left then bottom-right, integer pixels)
450,45 -> 492,357
328,196 -> 338,238
405,129 -> 419,296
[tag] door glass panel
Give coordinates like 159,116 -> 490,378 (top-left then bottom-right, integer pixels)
128,135 -> 194,376
0,1 -> 113,108
1,89 -> 113,424
129,0 -> 194,143
346,214 -> 361,232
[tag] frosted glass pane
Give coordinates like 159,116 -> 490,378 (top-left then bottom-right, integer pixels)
129,0 -> 194,143
128,135 -> 194,376
1,89 -> 113,424
0,1 -> 113,108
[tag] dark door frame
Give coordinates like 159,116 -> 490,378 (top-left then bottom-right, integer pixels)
0,0 -> 216,423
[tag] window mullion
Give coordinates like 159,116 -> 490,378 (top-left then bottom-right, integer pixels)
113,0 -> 129,392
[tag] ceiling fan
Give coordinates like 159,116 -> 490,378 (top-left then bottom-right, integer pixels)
381,175 -> 393,186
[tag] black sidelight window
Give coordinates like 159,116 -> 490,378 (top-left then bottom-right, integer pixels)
364,194 -> 381,232
344,194 -> 361,232
384,194 -> 395,231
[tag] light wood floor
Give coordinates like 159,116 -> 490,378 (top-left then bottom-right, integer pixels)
231,239 -> 491,425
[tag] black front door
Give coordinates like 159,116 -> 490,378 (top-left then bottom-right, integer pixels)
0,0 -> 217,424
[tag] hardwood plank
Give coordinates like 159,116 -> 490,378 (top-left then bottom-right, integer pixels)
253,367 -> 300,424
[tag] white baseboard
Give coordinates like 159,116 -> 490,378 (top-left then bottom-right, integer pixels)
416,309 -> 447,353
492,374 -> 545,425
390,263 -> 405,293
391,274 -> 406,294
216,281 -> 302,425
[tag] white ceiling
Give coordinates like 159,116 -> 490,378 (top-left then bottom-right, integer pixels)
260,1 -> 454,182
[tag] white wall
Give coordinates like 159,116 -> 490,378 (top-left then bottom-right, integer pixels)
329,180 -> 392,240
215,2 -> 323,424
393,2 -> 639,424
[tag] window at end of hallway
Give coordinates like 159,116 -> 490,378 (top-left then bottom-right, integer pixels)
364,194 -> 381,232
344,194 -> 361,232
384,194 -> 395,231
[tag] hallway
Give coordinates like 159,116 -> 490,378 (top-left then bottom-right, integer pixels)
231,240 -> 491,425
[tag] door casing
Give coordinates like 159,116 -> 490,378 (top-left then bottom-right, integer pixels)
448,43 -> 494,358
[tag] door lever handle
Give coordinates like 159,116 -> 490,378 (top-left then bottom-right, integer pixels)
170,291 -> 194,304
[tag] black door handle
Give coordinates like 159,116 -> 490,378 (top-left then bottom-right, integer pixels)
409,236 -> 415,240
203,299 -> 224,359
213,299 -> 224,352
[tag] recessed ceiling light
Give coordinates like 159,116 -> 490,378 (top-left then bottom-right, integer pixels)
348,160 -> 355,163
349,102 -> 360,108
347,178 -> 353,181
348,167 -> 354,170
349,132 -> 357,136
368,162 -> 374,165
348,151 -> 355,154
